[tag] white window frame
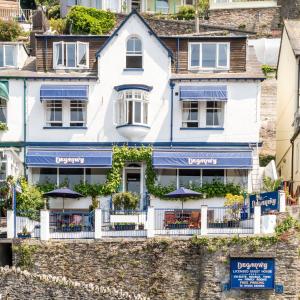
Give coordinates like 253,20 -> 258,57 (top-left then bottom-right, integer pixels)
188,42 -> 230,71
53,41 -> 89,70
45,100 -> 63,127
0,45 -> 17,68
181,101 -> 199,128
70,100 -> 87,127
205,101 -> 224,128
126,36 -> 143,69
114,90 -> 149,126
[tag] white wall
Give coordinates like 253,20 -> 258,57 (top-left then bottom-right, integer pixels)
48,197 -> 92,210
151,197 -> 226,208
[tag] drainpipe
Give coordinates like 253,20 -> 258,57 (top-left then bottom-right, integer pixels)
176,38 -> 179,73
23,79 -> 27,178
170,81 -> 175,147
45,37 -> 48,72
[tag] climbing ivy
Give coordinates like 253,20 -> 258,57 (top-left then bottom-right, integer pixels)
12,242 -> 38,270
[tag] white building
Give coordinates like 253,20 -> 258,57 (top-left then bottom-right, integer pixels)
0,11 -> 264,210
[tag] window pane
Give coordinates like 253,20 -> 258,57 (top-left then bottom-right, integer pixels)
191,44 -> 200,67
66,44 -> 76,68
126,56 -> 142,68
0,99 -> 6,123
128,101 -> 133,124
32,168 -> 57,185
127,38 -> 135,53
47,101 -> 62,127
143,102 -> 148,124
78,43 -> 87,66
226,169 -> 248,189
134,101 -> 141,123
206,109 -> 214,126
202,44 -> 216,68
5,45 -> 15,66
70,101 -> 86,126
134,38 -> 142,53
202,169 -> 224,184
156,169 -> 177,186
218,44 -> 228,67
55,43 -> 63,66
0,162 -> 6,181
59,168 -> 84,188
0,46 -> 3,67
86,168 -> 108,184
179,169 -> 201,187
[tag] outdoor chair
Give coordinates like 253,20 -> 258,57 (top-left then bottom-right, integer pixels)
164,211 -> 176,228
188,211 -> 200,229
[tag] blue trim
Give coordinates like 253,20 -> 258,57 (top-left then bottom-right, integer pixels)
95,10 -> 173,60
25,141 -> 262,147
180,127 -> 224,131
123,68 -> 144,72
116,124 -> 151,129
179,85 -> 228,101
114,84 -> 153,92
43,126 -> 88,130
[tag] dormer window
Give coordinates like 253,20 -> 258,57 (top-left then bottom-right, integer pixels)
189,42 -> 229,71
126,37 -> 142,69
53,42 -> 89,69
0,45 -> 16,68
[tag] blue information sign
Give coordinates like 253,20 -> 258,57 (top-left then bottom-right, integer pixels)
230,258 -> 275,289
250,191 -> 279,214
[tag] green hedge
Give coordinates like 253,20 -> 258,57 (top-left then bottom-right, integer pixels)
66,6 -> 116,35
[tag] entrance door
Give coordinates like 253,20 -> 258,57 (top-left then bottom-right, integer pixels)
126,170 -> 141,194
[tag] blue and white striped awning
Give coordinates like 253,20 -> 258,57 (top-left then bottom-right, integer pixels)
40,85 -> 89,101
179,86 -> 228,101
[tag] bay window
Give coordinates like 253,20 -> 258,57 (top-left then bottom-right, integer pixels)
114,90 -> 149,126
189,42 -> 229,70
202,169 -> 224,184
0,45 -> 16,68
126,37 -> 142,69
53,42 -> 89,69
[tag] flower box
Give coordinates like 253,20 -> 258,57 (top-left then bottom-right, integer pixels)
114,224 -> 136,231
167,223 -> 189,229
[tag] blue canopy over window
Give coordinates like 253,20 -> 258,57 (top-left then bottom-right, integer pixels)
179,86 -> 228,101
40,85 -> 89,101
153,150 -> 252,169
26,149 -> 112,168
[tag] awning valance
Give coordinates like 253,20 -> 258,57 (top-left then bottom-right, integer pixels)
153,150 -> 252,169
26,149 -> 112,168
179,86 -> 227,101
40,85 -> 89,101
114,84 -> 153,92
0,82 -> 9,101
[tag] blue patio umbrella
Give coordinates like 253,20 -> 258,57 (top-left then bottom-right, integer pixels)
165,187 -> 202,211
43,187 -> 83,212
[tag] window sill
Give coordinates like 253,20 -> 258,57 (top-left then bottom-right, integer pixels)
43,126 -> 87,130
180,127 -> 224,130
123,68 -> 144,72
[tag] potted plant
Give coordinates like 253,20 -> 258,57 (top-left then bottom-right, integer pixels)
114,222 -> 136,231
225,193 -> 244,228
112,192 -> 139,211
17,226 -> 31,239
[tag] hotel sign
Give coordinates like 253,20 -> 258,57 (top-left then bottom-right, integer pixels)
249,191 -> 279,214
230,258 -> 275,289
55,157 -> 85,165
188,158 -> 218,166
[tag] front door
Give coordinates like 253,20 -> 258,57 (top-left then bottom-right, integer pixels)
126,169 -> 141,195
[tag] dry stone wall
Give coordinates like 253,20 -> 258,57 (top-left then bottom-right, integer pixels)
11,235 -> 300,300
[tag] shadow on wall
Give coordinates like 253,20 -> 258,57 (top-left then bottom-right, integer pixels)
0,243 -> 12,266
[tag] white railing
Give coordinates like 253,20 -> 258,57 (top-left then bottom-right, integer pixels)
209,0 -> 278,9
0,8 -> 34,22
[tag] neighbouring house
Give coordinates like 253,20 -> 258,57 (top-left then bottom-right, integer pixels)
60,0 -> 192,15
0,0 -> 34,23
0,11 -> 263,211
276,20 -> 300,196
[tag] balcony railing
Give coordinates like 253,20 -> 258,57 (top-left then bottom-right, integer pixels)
209,0 -> 278,9
0,8 -> 34,23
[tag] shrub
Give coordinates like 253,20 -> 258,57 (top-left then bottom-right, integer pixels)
262,176 -> 282,192
176,5 -> 195,20
48,4 -> 61,20
50,18 -> 67,34
112,192 -> 139,210
0,20 -> 22,41
261,64 -> 276,76
66,6 -> 116,35
259,154 -> 275,167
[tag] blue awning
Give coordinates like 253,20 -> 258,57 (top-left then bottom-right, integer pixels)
114,84 -> 153,92
153,150 -> 252,169
26,149 -> 112,168
179,86 -> 228,101
40,85 -> 89,101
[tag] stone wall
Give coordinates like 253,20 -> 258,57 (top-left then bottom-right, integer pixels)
11,235 -> 300,300
278,0 -> 300,20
